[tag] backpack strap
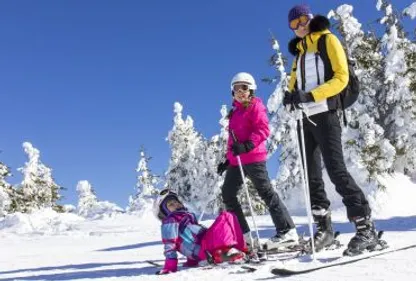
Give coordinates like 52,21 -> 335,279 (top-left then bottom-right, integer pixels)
293,54 -> 300,90
317,34 -> 348,126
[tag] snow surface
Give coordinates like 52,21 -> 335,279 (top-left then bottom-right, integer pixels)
1,173 -> 416,281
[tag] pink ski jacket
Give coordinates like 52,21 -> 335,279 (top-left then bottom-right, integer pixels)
226,97 -> 270,166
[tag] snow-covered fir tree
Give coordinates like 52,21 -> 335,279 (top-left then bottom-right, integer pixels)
0,161 -> 13,216
127,148 -> 159,213
402,2 -> 416,179
15,142 -> 64,213
76,180 -> 98,217
76,180 -> 123,219
329,5 -> 396,188
266,37 -> 303,200
190,105 -> 242,215
165,102 -> 204,206
376,0 -> 416,177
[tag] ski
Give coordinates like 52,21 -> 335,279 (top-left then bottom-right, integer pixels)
145,260 -> 163,267
271,243 -> 416,276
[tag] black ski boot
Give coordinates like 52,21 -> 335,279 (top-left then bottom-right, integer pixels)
343,216 -> 379,256
312,208 -> 335,252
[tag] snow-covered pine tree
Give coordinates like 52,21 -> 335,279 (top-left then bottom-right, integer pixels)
0,161 -> 13,216
76,180 -> 123,219
402,3 -> 416,179
127,148 -> 159,213
189,106 -> 229,215
188,137 -> 219,213
329,5 -> 395,188
165,102 -> 204,206
266,36 -> 303,201
376,0 -> 416,177
76,180 -> 99,217
16,142 -> 64,213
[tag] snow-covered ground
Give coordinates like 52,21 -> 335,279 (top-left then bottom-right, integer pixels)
1,173 -> 416,281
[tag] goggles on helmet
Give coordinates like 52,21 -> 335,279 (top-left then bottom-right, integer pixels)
289,15 -> 312,30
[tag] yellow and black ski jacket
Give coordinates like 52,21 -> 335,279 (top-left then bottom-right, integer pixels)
288,15 -> 349,116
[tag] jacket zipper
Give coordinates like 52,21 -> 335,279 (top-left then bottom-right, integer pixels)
301,39 -> 307,91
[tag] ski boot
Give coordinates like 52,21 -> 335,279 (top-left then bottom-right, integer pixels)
343,216 -> 388,256
310,208 -> 336,252
263,228 -> 299,251
206,247 -> 247,265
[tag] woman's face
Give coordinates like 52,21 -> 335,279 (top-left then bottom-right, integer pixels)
232,83 -> 251,104
166,198 -> 183,212
290,15 -> 311,38
294,24 -> 310,38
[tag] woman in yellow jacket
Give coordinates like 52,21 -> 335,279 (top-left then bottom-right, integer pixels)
284,4 -> 379,256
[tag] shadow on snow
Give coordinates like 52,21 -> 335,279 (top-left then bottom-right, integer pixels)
256,215 -> 416,239
97,240 -> 162,252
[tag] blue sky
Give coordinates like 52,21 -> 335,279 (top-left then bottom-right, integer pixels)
0,0 -> 414,207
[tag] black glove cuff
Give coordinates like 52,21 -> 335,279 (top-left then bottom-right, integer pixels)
244,141 -> 255,152
305,92 -> 314,102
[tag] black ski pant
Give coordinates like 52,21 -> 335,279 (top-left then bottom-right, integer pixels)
221,161 -> 295,235
299,111 -> 371,219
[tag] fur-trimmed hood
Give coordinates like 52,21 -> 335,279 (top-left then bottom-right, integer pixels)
288,15 -> 331,56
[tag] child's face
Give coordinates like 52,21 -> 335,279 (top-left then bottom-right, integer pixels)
233,83 -> 251,104
166,198 -> 184,212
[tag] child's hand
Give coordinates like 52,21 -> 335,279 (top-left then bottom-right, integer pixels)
155,258 -> 177,275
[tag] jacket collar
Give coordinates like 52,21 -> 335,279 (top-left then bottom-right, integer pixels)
232,96 -> 258,110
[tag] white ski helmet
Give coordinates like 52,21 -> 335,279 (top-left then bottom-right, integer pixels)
230,72 -> 257,91
152,189 -> 182,221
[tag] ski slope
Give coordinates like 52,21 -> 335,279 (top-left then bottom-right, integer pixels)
1,174 -> 416,280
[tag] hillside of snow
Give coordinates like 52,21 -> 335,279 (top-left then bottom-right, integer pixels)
1,173 -> 416,281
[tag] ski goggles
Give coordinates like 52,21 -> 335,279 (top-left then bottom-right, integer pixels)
289,15 -> 312,30
159,189 -> 170,196
232,84 -> 250,92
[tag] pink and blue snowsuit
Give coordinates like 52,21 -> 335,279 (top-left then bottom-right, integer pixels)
160,210 -> 245,273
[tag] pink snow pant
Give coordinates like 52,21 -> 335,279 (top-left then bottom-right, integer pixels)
197,211 -> 246,260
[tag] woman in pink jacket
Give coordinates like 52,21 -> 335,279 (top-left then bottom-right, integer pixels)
217,72 -> 298,251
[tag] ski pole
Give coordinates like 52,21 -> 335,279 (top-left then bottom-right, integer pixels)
294,109 -> 316,261
230,131 -> 261,250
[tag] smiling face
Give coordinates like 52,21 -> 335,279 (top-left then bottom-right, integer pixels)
294,22 -> 310,38
232,83 -> 252,104
289,15 -> 311,38
165,198 -> 184,212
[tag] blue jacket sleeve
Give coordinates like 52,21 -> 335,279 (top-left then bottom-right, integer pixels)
161,221 -> 179,260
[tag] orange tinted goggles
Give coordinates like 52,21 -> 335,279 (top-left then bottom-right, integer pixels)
289,15 -> 311,30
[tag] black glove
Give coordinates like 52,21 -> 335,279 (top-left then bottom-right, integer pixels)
291,89 -> 314,106
232,141 -> 255,156
217,160 -> 229,176
283,91 -> 292,106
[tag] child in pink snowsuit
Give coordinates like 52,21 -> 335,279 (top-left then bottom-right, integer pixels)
153,189 -> 247,275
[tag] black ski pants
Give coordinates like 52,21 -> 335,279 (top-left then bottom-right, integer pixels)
221,161 -> 295,234
299,111 -> 371,219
